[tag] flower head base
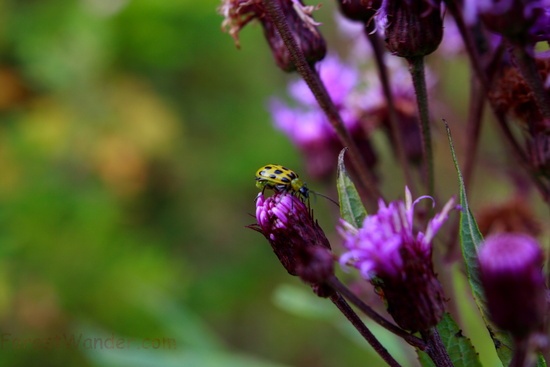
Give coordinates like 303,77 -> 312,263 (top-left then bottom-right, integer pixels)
219,0 -> 326,71
250,192 -> 334,288
339,188 -> 456,331
478,233 -> 547,338
382,0 -> 444,58
336,0 -> 381,23
463,0 -> 548,43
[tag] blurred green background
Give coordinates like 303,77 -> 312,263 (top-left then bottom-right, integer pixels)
0,0 -> 543,366
0,0 -> 390,366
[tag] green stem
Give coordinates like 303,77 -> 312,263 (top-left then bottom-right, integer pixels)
261,0 -> 382,204
407,56 -> 434,197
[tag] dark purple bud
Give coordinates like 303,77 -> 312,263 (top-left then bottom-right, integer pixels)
220,0 -> 326,71
336,0 -> 381,23
250,192 -> 334,284
478,233 -> 546,338
383,0 -> 444,58
476,197 -> 542,237
476,0 -> 546,42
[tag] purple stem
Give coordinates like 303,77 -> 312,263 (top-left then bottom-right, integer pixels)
327,276 -> 426,349
420,328 -> 454,367
330,293 -> 403,367
261,0 -> 382,204
366,28 -> 417,196
445,0 -> 550,202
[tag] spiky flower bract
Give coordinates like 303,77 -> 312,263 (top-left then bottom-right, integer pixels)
251,192 -> 334,291
339,187 -> 456,331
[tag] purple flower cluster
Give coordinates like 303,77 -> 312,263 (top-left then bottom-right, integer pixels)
339,187 -> 456,279
338,188 -> 456,331
226,0 -> 550,362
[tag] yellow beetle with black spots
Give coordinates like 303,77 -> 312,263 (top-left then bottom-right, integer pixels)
255,164 -> 310,199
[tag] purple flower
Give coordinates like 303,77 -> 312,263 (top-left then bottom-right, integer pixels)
251,192 -> 334,288
478,233 -> 546,338
338,187 -> 456,331
339,187 -> 455,279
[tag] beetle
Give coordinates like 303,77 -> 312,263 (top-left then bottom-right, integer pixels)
255,164 -> 309,199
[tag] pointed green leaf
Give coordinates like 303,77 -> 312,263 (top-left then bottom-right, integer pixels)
417,314 -> 482,367
438,313 -> 482,367
417,350 -> 436,367
444,122 -> 515,365
336,148 -> 367,228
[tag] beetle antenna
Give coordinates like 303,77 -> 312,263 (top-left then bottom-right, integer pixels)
311,191 -> 339,207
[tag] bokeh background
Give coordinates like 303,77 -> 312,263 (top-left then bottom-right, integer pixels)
0,0 -> 546,366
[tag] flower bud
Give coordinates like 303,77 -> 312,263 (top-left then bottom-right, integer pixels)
220,0 -> 326,71
336,0 -> 381,23
250,192 -> 334,285
478,233 -> 546,338
261,0 -> 326,71
475,0 -> 546,41
477,197 -> 542,237
383,0 -> 443,58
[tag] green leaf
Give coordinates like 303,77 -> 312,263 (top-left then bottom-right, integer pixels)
336,148 -> 367,228
439,313 -> 482,367
444,122 -> 514,365
417,314 -> 481,367
417,350 -> 436,367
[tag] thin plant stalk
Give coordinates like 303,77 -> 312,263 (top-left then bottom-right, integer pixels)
420,328 -> 454,367
330,293 -> 403,367
327,276 -> 426,349
261,0 -> 382,204
366,28 -> 417,196
445,0 -> 550,202
407,56 -> 434,198
509,337 -> 533,367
